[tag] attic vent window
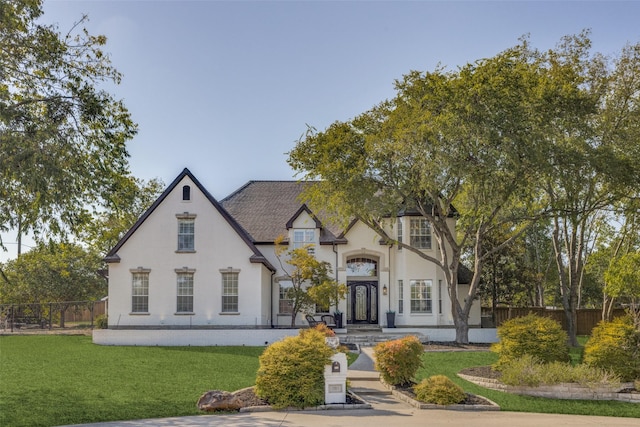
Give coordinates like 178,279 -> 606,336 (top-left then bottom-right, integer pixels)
182,185 -> 191,201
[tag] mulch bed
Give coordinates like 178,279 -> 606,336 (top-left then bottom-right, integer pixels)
459,365 -> 502,380
232,387 -> 365,409
393,383 -> 495,406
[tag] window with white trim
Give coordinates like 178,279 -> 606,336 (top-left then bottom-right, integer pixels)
410,279 -> 432,313
398,279 -> 404,314
221,271 -> 239,312
176,270 -> 194,313
397,218 -> 403,250
409,218 -> 432,249
131,270 -> 150,313
293,229 -> 315,254
438,280 -> 443,314
279,281 -> 293,314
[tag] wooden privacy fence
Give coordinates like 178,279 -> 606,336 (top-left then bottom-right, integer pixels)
483,307 -> 627,336
1,300 -> 106,332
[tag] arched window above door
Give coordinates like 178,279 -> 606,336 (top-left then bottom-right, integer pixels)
346,257 -> 377,277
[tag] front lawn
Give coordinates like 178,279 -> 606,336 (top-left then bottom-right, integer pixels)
419,351 -> 640,418
0,335 -> 263,427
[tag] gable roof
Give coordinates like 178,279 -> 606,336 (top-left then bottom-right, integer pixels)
220,181 -> 343,244
104,169 -> 275,272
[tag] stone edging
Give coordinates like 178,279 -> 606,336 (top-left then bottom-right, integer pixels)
458,373 -> 640,403
239,391 -> 373,412
380,380 -> 500,411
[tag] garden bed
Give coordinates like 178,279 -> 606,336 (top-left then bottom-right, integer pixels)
232,387 -> 372,412
380,381 -> 500,411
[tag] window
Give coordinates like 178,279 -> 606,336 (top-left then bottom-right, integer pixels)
182,185 -> 191,201
398,280 -> 404,314
221,272 -> 239,312
346,257 -> 377,277
410,218 -> 432,249
176,271 -> 194,313
410,279 -> 432,313
293,229 -> 315,254
397,218 -> 403,250
279,281 -> 293,314
438,280 -> 443,314
177,218 -> 195,251
131,270 -> 149,313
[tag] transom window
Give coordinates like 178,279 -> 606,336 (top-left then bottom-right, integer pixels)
409,218 -> 432,249
131,271 -> 149,313
346,257 -> 377,277
410,279 -> 432,313
221,272 -> 239,312
176,272 -> 194,313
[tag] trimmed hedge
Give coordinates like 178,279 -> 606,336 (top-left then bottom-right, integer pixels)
413,375 -> 465,405
584,315 -> 640,382
491,313 -> 569,370
374,335 -> 423,386
255,326 -> 335,408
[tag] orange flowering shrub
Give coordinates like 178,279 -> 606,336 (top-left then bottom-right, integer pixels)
374,335 -> 423,386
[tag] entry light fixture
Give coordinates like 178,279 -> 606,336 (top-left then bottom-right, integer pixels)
382,285 -> 388,296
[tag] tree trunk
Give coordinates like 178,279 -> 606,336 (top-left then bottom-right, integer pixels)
453,312 -> 470,344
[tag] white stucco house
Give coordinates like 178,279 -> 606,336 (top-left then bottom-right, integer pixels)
95,168 -> 491,346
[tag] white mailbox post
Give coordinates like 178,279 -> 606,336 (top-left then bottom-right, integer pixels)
324,352 -> 347,404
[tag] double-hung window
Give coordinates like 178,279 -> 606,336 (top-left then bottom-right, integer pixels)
176,270 -> 194,313
410,279 -> 433,313
279,281 -> 293,314
176,213 -> 196,252
409,218 -> 432,249
293,229 -> 315,254
131,269 -> 150,313
398,279 -> 404,314
221,271 -> 239,312
397,218 -> 403,250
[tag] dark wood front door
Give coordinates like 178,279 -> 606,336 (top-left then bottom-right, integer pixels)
348,281 -> 378,324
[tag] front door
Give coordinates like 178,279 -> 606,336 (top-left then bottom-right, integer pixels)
348,281 -> 378,324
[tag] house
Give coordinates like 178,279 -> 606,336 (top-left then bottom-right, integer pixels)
96,168 -> 491,346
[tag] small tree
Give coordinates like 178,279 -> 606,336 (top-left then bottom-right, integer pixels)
604,252 -> 640,327
274,235 -> 344,326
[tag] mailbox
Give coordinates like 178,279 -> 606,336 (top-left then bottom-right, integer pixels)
324,352 -> 347,404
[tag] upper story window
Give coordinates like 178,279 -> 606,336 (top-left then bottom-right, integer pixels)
176,213 -> 196,252
397,218 -> 403,250
293,229 -> 315,254
182,185 -> 191,201
346,257 -> 377,277
409,218 -> 432,250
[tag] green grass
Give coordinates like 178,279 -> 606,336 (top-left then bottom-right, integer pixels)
0,335 -> 263,427
419,351 -> 640,418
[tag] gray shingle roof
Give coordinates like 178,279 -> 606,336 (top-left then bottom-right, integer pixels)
220,181 -> 342,244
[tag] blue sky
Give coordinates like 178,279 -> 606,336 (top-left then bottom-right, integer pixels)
2,0 -> 640,260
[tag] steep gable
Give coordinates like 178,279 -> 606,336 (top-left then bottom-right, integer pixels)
105,169 -> 274,271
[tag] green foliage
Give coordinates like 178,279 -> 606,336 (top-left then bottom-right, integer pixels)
413,375 -> 465,405
94,314 -> 108,329
0,0 -> 137,243
374,335 -> 423,386
255,327 -> 334,409
491,314 -> 570,370
274,235 -> 344,326
0,242 -> 105,304
584,315 -> 640,381
604,252 -> 640,326
499,354 -> 621,388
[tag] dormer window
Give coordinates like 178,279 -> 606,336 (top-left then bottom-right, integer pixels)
293,229 -> 315,254
182,185 -> 191,201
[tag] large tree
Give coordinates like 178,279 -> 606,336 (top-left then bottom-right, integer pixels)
289,37 -> 572,343
0,0 -> 137,247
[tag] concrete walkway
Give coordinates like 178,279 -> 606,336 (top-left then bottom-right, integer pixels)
59,348 -> 640,427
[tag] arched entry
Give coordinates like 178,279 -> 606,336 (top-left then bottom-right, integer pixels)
346,257 -> 378,325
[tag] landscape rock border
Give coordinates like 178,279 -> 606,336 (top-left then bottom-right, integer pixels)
380,380 -> 500,411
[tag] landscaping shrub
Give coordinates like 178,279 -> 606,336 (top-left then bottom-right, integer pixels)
94,314 -> 108,329
499,354 -> 621,388
255,327 -> 334,409
374,335 -> 423,386
584,315 -> 640,382
413,375 -> 465,405
491,313 -> 569,370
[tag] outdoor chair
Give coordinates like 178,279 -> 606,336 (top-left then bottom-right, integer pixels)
305,314 -> 325,327
321,314 -> 337,329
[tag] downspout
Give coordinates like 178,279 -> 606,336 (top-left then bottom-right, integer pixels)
388,243 -> 392,309
270,270 -> 275,328
333,242 -> 339,312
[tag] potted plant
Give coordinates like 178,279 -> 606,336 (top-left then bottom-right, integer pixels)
386,310 -> 396,328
